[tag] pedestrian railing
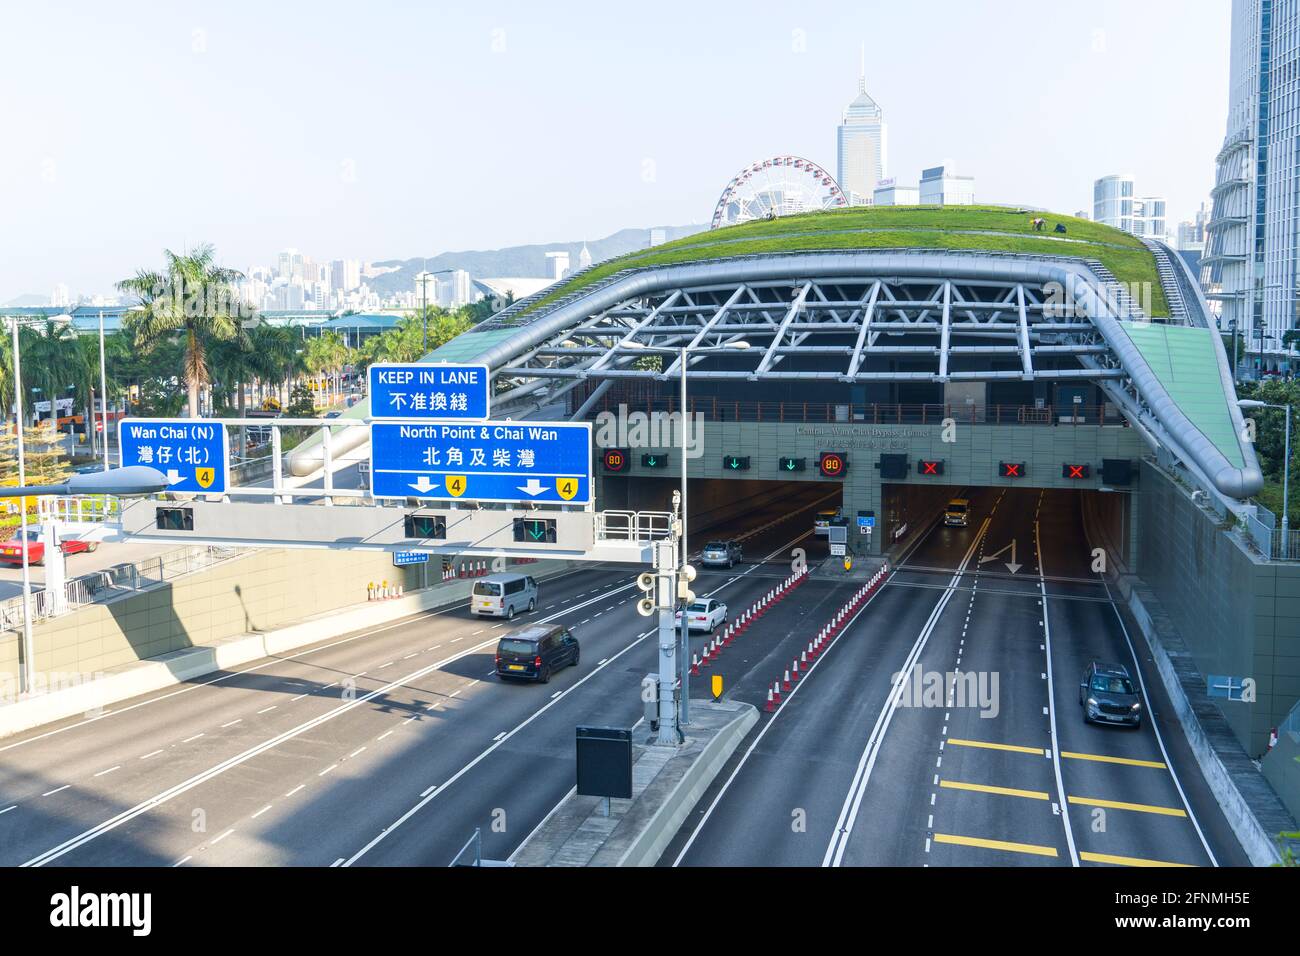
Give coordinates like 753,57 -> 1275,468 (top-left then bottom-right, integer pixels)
0,542 -> 249,632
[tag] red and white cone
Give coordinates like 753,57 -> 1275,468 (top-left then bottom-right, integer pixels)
783,669 -> 792,691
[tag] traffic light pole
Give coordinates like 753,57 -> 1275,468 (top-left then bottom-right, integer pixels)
653,537 -> 682,746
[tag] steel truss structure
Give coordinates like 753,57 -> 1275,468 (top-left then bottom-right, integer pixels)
468,250 -> 1261,502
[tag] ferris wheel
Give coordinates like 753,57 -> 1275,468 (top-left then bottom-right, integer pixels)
710,155 -> 848,229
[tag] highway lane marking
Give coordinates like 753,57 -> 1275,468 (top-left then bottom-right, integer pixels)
492,732 -> 506,741
349,747 -> 366,759
139,750 -> 163,760
671,516 -> 945,868
1060,751 -> 1165,769
173,856 -> 190,867
285,784 -> 305,797
824,516 -> 993,868
182,733 -> 205,743
1035,514 -> 1079,867
256,707 -> 276,715
940,779 -> 1049,801
932,832 -> 1058,858
41,785 -> 69,797
1066,795 -> 1186,817
377,730 -> 393,741
211,829 -> 234,846
1099,576 -> 1219,866
221,719 -> 242,728
251,805 -> 272,819
19,579 -> 641,869
92,766 -> 121,778
0,806 -> 15,815
342,527 -> 812,868
946,738 -> 1045,756
0,564 -> 620,760
318,764 -> 338,777
1079,850 -> 1193,868
291,694 -> 308,702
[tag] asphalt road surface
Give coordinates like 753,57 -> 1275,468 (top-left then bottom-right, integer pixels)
0,484 -> 834,866
665,488 -> 1248,868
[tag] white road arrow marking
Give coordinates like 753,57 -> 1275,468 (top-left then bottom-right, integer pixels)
518,479 -> 545,496
408,476 -> 439,494
978,539 -> 1021,574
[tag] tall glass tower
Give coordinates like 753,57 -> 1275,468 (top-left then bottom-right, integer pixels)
837,53 -> 887,206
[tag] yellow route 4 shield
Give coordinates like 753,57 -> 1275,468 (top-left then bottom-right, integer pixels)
556,477 -> 579,501
445,475 -> 468,498
196,467 -> 215,489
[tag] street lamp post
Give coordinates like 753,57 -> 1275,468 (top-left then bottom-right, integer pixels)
10,318 -> 34,694
1240,398 -> 1293,559
416,267 -> 455,354
626,338 -> 750,729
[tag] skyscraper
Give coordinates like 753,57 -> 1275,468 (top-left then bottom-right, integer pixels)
1201,0 -> 1300,367
836,50 -> 887,206
1093,175 -> 1167,240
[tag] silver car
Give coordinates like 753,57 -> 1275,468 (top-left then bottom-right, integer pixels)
700,540 -> 743,568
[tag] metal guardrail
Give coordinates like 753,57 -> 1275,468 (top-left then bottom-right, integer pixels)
0,542 -> 248,631
595,510 -> 673,543
584,396 -> 1129,427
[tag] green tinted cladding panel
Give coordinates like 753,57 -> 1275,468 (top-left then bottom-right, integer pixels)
1121,323 -> 1244,468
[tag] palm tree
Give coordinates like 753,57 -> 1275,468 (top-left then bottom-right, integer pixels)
117,244 -> 245,418
248,323 -> 301,409
19,319 -> 90,426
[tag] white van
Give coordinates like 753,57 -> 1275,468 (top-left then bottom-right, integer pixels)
471,573 -> 539,619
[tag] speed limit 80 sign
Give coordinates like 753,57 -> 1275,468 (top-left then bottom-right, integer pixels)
819,451 -> 847,478
602,448 -> 629,472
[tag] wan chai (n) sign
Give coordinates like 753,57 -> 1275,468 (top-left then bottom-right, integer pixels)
118,418 -> 229,494
369,420 -> 592,505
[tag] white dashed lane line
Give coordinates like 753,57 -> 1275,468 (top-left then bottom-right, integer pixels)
285,784 -> 305,798
256,707 -> 276,715
221,719 -> 242,728
251,805 -> 272,819
42,785 -> 69,797
140,750 -> 163,760
210,828 -> 234,846
0,805 -> 16,815
182,733 -> 205,743
93,766 -> 120,777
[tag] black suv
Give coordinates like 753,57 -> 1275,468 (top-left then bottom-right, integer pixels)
1079,661 -> 1143,727
495,624 -> 579,683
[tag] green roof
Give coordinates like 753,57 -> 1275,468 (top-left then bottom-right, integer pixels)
425,328 -> 519,363
1120,323 -> 1243,468
520,205 -> 1167,318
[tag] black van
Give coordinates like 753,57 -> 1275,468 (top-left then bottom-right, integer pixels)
495,624 -> 580,683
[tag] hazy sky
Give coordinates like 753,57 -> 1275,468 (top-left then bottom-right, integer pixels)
0,0 -> 1232,301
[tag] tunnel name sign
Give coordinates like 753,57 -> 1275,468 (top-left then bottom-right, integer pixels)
118,418 -> 229,493
368,363 -> 489,420
369,421 -> 592,504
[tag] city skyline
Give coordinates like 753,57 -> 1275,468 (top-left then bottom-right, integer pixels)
2,1 -> 1231,302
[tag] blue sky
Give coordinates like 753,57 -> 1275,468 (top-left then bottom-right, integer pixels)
0,0 -> 1231,300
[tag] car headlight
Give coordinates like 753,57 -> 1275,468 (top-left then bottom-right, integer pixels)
1086,697 -> 1098,710
1130,702 -> 1142,711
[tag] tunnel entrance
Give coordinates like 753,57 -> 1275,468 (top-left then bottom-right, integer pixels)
597,475 -> 842,556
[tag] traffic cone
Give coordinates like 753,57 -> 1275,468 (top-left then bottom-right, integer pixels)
772,680 -> 782,704
791,659 -> 801,682
765,688 -> 776,713
783,669 -> 792,691
800,650 -> 809,671
691,654 -> 700,676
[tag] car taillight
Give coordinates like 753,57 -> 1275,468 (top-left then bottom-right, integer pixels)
534,656 -> 543,667
494,654 -> 500,664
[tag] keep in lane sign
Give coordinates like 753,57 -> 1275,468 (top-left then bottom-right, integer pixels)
118,418 -> 229,493
369,363 -> 489,420
369,420 -> 592,504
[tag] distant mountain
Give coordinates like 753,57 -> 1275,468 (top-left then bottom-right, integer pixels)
3,293 -> 50,307
367,224 -> 707,296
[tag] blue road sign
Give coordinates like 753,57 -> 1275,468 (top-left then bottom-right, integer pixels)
393,551 -> 431,567
369,420 -> 592,504
369,363 -> 490,420
118,418 -> 229,494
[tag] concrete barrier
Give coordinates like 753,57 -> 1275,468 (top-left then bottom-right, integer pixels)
512,699 -> 758,867
0,559 -> 581,741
